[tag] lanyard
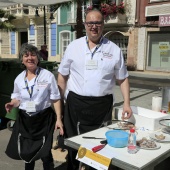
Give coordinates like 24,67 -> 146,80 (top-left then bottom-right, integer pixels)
24,67 -> 41,99
86,36 -> 103,59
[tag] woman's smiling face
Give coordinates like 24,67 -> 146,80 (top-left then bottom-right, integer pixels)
22,51 -> 39,71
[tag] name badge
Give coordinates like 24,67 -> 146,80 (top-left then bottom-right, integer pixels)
26,101 -> 36,112
86,60 -> 98,70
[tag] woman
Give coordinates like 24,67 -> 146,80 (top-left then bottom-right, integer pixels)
5,43 -> 63,170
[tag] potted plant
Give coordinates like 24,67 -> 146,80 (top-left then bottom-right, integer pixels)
86,2 -> 125,20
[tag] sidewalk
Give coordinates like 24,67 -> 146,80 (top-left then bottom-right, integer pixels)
128,71 -> 170,88
129,70 -> 170,79
113,70 -> 168,111
0,128 -> 68,170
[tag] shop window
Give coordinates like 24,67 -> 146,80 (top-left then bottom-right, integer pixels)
147,32 -> 170,70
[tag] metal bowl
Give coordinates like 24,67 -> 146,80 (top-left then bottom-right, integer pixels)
159,119 -> 170,131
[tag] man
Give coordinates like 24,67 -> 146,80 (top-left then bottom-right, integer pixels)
39,45 -> 48,61
58,9 -> 132,170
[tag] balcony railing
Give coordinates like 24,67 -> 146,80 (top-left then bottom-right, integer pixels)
104,14 -> 127,24
5,4 -> 50,18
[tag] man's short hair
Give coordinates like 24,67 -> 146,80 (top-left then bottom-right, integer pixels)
85,9 -> 104,22
41,45 -> 47,48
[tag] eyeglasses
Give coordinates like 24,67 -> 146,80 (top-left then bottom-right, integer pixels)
85,21 -> 103,27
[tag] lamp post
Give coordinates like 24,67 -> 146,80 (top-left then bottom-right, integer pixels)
43,6 -> 46,45
35,6 -> 55,45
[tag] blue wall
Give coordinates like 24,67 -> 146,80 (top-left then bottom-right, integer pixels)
30,25 -> 35,35
51,23 -> 56,56
10,32 -> 15,54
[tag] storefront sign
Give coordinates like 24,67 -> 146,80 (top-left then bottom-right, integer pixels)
159,15 -> 170,27
159,42 -> 169,57
159,42 -> 169,50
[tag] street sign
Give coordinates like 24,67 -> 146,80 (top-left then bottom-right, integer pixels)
159,15 -> 170,27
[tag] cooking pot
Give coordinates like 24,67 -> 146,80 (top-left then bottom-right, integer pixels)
161,87 -> 170,110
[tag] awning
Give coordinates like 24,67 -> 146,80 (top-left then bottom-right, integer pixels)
0,0 -> 71,8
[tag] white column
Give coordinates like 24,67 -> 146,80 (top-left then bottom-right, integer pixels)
137,27 -> 146,71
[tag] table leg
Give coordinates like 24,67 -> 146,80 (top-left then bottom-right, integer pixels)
78,163 -> 93,170
79,162 -> 83,170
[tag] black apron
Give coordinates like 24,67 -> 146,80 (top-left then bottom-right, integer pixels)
5,107 -> 56,163
64,91 -> 113,138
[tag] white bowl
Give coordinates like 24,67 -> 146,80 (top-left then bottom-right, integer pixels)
159,119 -> 170,131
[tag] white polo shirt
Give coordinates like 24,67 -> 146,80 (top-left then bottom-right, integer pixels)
11,67 -> 61,111
58,36 -> 128,98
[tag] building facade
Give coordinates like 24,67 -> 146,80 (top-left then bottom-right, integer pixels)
0,0 -> 137,69
0,4 -> 57,60
56,0 -> 137,68
135,0 -> 170,72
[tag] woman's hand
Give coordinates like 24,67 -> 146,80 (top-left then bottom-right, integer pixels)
5,99 -> 20,113
5,102 -> 14,113
55,119 -> 64,135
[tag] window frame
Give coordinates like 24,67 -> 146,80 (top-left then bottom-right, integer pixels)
150,0 -> 168,2
59,31 -> 71,57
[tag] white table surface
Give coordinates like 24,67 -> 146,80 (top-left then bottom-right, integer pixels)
64,123 -> 170,170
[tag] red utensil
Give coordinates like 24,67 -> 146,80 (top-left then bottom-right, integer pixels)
92,144 -> 106,152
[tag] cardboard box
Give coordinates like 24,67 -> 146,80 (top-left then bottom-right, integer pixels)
114,106 -> 170,131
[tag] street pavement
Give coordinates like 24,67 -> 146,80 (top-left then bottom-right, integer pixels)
114,71 -> 170,110
0,71 -> 170,170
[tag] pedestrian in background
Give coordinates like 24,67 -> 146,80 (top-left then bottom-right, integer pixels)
57,8 -> 132,170
39,44 -> 48,61
5,43 -> 63,170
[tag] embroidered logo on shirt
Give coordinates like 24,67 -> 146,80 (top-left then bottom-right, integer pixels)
102,52 -> 113,59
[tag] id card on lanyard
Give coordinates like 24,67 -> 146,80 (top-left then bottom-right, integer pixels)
26,101 -> 36,112
86,60 -> 98,70
25,67 -> 40,112
85,36 -> 102,70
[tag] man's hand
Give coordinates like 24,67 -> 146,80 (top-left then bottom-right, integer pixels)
122,104 -> 132,120
55,119 -> 64,135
